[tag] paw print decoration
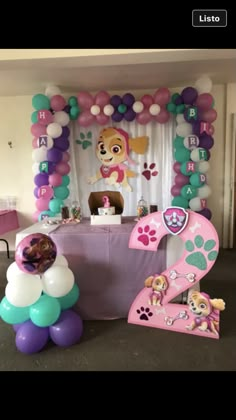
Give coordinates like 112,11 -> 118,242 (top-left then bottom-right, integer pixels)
142,162 -> 158,180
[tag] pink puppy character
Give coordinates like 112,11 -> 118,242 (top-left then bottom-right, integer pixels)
145,274 -> 169,306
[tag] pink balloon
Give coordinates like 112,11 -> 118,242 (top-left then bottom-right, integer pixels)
173,162 -> 181,173
31,123 -> 47,138
96,113 -> 110,125
49,173 -> 62,187
136,109 -> 152,125
55,162 -> 70,176
171,184 -> 182,196
196,93 -> 214,111
35,197 -> 50,212
155,108 -> 170,124
201,109 -> 217,123
154,88 -> 171,106
78,111 -> 95,127
77,92 -> 94,110
175,173 -> 189,187
38,185 -> 54,200
95,91 -> 110,107
208,124 -> 215,135
32,210 -> 41,223
37,109 -> 53,126
50,95 -> 66,112
62,151 -> 70,162
141,95 -> 154,108
32,138 -> 38,149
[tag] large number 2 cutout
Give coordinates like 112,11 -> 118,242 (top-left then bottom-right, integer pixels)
128,207 -> 226,339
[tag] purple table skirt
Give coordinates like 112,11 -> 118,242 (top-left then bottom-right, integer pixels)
50,217 -> 166,320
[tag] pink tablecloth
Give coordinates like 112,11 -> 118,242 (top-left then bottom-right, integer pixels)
0,210 -> 19,235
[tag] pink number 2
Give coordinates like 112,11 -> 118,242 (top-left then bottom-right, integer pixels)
128,207 -> 226,339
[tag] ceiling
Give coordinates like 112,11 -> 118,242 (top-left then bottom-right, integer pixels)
0,49 -> 235,96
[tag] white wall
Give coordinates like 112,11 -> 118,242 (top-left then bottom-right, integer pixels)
0,84 -> 229,250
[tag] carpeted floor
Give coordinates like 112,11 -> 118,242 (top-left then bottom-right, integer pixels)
0,249 -> 235,371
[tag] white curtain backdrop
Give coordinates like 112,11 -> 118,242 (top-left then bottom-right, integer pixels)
68,118 -> 176,217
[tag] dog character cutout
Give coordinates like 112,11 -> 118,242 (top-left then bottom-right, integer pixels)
145,274 -> 169,306
186,291 -> 225,335
87,127 -> 148,192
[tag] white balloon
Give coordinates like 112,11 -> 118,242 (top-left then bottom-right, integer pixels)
195,76 -> 212,94
37,135 -> 54,150
32,146 -> 47,163
176,122 -> 192,137
183,135 -> 199,150
103,104 -> 114,116
5,273 -> 43,307
176,114 -> 185,124
191,148 -> 208,162
149,104 -> 160,116
53,255 -> 69,267
197,161 -> 210,173
45,85 -> 61,98
53,111 -> 70,127
46,123 -> 63,139
132,101 -> 144,113
90,105 -> 101,116
6,262 -> 23,282
197,184 -> 212,199
189,197 -> 202,211
32,162 -> 40,175
41,266 -> 74,298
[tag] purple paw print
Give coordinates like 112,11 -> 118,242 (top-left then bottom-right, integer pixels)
137,225 -> 157,246
142,162 -> 158,181
136,307 -> 153,321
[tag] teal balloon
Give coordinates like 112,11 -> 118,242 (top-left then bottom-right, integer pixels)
181,184 -> 197,200
38,210 -> 56,222
32,94 -> 50,111
54,186 -> 70,200
190,172 -> 206,187
57,284 -> 80,310
61,175 -> 70,187
68,96 -> 78,106
180,161 -> 196,176
118,104 -> 127,114
0,297 -> 30,325
172,196 -> 189,209
49,198 -> 64,214
171,93 -> 179,103
166,103 -> 176,113
174,148 -> 191,163
173,136 -> 184,148
31,111 -> 38,123
30,294 -> 61,327
70,106 -> 80,120
176,104 -> 185,114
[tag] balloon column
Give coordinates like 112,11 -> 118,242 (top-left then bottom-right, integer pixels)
31,86 -> 81,222
169,76 -> 216,220
0,233 -> 83,354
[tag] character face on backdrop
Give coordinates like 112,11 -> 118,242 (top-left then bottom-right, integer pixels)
96,127 -> 128,166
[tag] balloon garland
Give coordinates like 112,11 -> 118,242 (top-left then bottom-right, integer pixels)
0,233 -> 83,354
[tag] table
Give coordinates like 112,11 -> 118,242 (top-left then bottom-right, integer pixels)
0,210 -> 19,258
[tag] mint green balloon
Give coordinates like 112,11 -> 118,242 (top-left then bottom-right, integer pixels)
57,284 -> 80,310
174,136 -> 184,148
181,184 -> 197,200
70,106 -> 80,120
176,104 -> 185,114
32,94 -> 50,111
61,175 -> 70,187
0,297 -> 30,324
190,172 -> 206,187
166,103 -> 176,113
31,111 -> 38,123
30,295 -> 61,327
172,196 -> 189,209
49,198 -> 64,214
68,96 -> 78,106
54,186 -> 70,200
118,104 -> 127,114
174,148 -> 191,163
180,161 -> 196,176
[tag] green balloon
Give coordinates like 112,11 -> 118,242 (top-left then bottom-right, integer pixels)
166,103 -> 176,113
118,104 -> 127,114
70,106 -> 80,120
211,99 -> 215,109
0,297 -> 30,324
190,172 -> 206,187
171,93 -> 180,103
57,284 -> 80,310
32,94 -> 50,111
68,96 -> 78,106
61,175 -> 70,187
180,161 -> 196,176
176,104 -> 185,114
174,148 -> 191,163
172,196 -> 189,209
30,294 -> 61,327
174,136 -> 184,148
181,184 -> 197,200
54,186 -> 70,200
49,198 -> 64,214
31,111 -> 38,123
38,210 -> 56,222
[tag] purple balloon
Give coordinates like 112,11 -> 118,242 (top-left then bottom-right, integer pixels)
192,121 -> 201,136
47,147 -> 63,163
174,95 -> 184,106
181,87 -> 198,105
49,309 -> 83,347
173,162 -> 181,173
111,111 -> 123,122
122,93 -> 135,107
110,95 -> 122,107
34,187 -> 39,198
63,105 -> 71,114
15,320 -> 49,354
197,208 -> 212,220
62,126 -> 70,138
34,173 -> 49,187
171,184 -> 182,196
13,323 -> 25,333
205,149 -> 211,161
54,138 -> 70,152
124,108 -> 136,122
199,134 -> 214,150
175,173 -> 189,187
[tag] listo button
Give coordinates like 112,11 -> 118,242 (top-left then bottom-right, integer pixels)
192,9 -> 227,27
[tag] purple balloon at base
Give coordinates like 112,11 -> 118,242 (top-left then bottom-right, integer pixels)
49,309 -> 83,347
15,320 -> 49,354
197,208 -> 212,220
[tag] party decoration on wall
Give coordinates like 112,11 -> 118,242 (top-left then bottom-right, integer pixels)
0,233 -> 83,354
128,207 -> 225,339
170,76 -> 215,220
75,131 -> 92,150
142,162 -> 158,181
87,127 -> 149,192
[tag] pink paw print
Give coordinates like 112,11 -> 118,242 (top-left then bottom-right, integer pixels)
138,225 -> 157,246
142,162 -> 158,181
